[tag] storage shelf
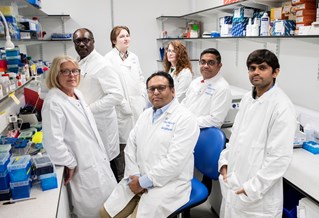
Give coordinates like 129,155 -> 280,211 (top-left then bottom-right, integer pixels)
0,0 -> 70,18
156,0 -> 286,20
157,35 -> 319,45
0,39 -> 72,47
0,77 -> 35,104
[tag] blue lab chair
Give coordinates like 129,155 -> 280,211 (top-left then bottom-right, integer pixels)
168,127 -> 226,218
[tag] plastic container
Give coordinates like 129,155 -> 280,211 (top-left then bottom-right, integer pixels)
0,169 -> 10,190
260,12 -> 270,36
0,144 -> 12,155
303,141 -> 319,154
10,179 -> 31,200
7,155 -> 31,182
39,172 -> 58,191
0,152 -> 10,173
32,155 -> 54,177
14,140 -> 30,156
0,189 -> 11,201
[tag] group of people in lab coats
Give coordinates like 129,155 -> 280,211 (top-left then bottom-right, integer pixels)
41,24 -> 297,218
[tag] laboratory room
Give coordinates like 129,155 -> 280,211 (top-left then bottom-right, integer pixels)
1,0 -> 319,217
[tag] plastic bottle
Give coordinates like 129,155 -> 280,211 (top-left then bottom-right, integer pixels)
252,18 -> 260,36
246,18 -> 253,36
260,12 -> 270,36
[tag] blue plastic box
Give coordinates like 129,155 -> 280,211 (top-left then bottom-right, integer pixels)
10,179 -> 31,200
0,170 -> 10,190
0,189 -> 11,201
0,152 -> 10,173
7,155 -> 31,182
303,141 -> 319,154
39,172 -> 58,191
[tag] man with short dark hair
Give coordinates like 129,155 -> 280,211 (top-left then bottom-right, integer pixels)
218,49 -> 297,218
100,72 -> 200,218
182,48 -> 232,128
73,28 -> 123,180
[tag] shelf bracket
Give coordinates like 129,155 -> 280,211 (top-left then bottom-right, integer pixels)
235,38 -> 239,67
275,38 -> 280,57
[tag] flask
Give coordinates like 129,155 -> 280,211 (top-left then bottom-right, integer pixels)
260,12 -> 270,36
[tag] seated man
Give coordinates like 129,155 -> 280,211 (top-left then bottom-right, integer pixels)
100,71 -> 200,218
182,48 -> 232,128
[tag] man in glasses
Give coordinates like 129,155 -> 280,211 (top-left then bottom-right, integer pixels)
218,49 -> 296,218
73,28 -> 124,181
100,71 -> 199,218
182,48 -> 232,129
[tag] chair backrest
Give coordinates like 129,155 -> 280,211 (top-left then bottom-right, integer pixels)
194,127 -> 226,180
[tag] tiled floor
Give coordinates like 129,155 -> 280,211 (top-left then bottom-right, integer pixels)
189,200 -> 219,218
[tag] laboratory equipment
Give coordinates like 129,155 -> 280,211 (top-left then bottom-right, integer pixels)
7,155 -> 31,182
39,172 -> 57,191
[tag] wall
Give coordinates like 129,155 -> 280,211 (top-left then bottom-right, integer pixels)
30,0 -> 189,78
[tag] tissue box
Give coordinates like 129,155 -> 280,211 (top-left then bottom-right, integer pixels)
272,20 -> 296,36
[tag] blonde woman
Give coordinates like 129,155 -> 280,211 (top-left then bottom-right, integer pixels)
42,55 -> 117,218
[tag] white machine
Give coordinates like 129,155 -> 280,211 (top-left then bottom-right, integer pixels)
222,85 -> 248,129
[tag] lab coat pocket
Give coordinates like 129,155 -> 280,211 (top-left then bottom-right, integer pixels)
248,143 -> 265,169
117,100 -> 133,116
78,165 -> 101,189
218,174 -> 229,199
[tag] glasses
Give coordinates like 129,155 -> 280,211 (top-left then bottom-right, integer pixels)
147,85 -> 168,93
73,38 -> 92,45
60,69 -> 81,76
166,49 -> 175,53
199,60 -> 217,66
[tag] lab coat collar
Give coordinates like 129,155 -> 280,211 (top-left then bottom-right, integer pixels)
251,84 -> 277,103
200,72 -> 222,83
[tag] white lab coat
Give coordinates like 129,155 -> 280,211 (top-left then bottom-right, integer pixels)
218,85 -> 297,218
182,73 -> 232,128
169,68 -> 193,102
104,99 -> 200,218
104,48 -> 146,143
42,88 -> 117,218
78,49 -> 123,160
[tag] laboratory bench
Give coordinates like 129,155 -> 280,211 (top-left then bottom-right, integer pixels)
0,166 -> 71,218
284,148 -> 319,203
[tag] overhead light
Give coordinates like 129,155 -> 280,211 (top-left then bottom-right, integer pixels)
0,10 -> 15,50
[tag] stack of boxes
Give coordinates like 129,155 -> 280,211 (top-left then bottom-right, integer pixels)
0,6 -> 20,40
5,48 -> 20,74
33,155 -> 57,191
0,152 -> 11,201
293,0 -> 317,30
232,7 -> 255,36
7,155 -> 32,200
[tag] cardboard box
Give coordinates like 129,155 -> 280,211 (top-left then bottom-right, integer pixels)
292,0 -> 316,5
271,7 -> 287,21
232,7 -> 255,23
296,9 -> 317,16
296,15 -> 316,23
224,0 -> 239,5
295,2 -> 317,10
272,20 -> 296,35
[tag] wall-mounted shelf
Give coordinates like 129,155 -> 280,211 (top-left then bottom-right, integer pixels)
0,77 -> 35,104
157,35 -> 319,45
